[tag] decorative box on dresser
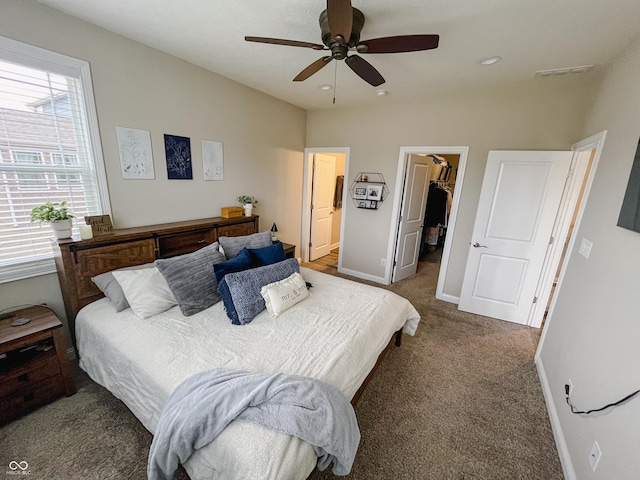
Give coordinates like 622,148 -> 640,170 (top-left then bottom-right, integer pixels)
0,305 -> 76,425
51,215 -> 260,347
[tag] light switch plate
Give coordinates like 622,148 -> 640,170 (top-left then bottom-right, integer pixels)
578,238 -> 593,259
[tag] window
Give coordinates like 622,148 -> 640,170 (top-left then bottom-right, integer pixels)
0,36 -> 109,282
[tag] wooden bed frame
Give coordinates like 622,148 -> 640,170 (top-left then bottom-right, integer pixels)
51,214 -> 401,405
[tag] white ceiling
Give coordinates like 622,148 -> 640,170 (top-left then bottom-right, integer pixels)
40,0 -> 640,110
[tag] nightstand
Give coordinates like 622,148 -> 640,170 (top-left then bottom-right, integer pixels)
0,305 -> 76,425
280,242 -> 296,259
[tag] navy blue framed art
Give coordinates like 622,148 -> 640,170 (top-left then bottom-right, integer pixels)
164,134 -> 192,180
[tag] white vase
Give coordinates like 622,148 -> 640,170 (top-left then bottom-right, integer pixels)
243,204 -> 253,217
50,219 -> 73,239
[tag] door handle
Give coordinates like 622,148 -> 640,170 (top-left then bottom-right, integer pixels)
472,242 -> 488,248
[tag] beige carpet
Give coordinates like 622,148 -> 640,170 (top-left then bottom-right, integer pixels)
0,252 -> 562,479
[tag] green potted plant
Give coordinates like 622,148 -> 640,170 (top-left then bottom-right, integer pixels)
31,201 -> 75,239
237,195 -> 258,217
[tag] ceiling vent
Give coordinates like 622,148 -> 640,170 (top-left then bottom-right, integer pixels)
535,65 -> 594,78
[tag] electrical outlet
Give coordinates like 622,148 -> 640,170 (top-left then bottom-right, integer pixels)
578,238 -> 593,259
589,441 -> 602,472
380,258 -> 386,267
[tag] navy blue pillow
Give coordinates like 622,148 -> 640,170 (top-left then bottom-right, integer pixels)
217,277 -> 240,325
213,248 -> 254,284
219,258 -> 300,325
248,243 -> 286,266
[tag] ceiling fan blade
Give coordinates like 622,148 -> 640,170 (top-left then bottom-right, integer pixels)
345,55 -> 385,87
293,56 -> 334,82
327,0 -> 353,43
357,34 -> 440,54
245,36 -> 325,50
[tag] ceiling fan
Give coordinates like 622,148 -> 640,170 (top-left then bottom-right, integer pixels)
245,0 -> 439,87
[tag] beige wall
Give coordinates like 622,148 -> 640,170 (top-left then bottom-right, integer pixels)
0,1 -> 306,345
538,35 -> 640,479
307,78 -> 596,291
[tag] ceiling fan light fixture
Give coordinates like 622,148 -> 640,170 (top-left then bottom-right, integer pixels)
478,55 -> 502,66
319,84 -> 333,90
246,1 -> 439,89
376,89 -> 388,96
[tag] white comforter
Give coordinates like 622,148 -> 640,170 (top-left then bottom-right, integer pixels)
76,267 -> 420,480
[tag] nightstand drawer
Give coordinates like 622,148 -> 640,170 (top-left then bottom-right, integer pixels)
0,349 -> 60,396
0,374 -> 65,425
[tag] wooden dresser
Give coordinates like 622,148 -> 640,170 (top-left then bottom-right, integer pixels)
0,305 -> 76,425
51,215 -> 259,345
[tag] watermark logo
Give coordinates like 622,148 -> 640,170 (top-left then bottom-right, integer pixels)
6,461 -> 30,476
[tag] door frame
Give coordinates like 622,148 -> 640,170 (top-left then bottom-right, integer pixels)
527,131 -> 606,327
302,147 -> 350,264
386,146 -> 469,288
534,131 -> 606,336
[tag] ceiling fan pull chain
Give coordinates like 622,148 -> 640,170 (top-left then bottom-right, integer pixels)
333,60 -> 338,104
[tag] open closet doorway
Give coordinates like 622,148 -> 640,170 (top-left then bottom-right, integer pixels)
386,146 -> 469,293
301,148 -> 349,265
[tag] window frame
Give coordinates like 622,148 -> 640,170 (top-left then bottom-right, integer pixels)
0,36 -> 110,283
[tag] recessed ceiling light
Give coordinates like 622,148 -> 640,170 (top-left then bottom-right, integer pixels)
319,84 -> 332,90
478,56 -> 502,66
376,89 -> 388,96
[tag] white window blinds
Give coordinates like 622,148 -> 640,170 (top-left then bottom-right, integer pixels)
0,37 -> 108,283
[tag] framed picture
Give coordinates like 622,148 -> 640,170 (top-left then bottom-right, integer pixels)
367,184 -> 383,200
164,134 -> 192,180
369,200 -> 378,209
358,201 -> 367,208
354,187 -> 367,199
116,126 -> 154,179
202,140 -> 224,181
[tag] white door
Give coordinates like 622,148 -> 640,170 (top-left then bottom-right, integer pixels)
310,153 -> 336,261
458,150 -> 572,324
393,155 -> 432,282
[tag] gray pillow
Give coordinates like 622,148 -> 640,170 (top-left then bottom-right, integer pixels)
92,263 -> 154,312
218,231 -> 272,260
222,258 -> 300,325
155,242 -> 226,316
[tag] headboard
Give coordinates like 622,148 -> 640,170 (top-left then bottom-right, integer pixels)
52,215 -> 259,344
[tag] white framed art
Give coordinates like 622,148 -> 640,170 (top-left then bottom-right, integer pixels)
116,126 -> 155,179
202,140 -> 224,181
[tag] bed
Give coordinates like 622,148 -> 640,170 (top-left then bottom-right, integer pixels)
52,217 -> 420,479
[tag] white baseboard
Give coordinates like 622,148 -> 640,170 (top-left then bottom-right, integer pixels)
337,267 -> 387,285
330,242 -> 340,251
535,356 -> 576,480
436,292 -> 459,304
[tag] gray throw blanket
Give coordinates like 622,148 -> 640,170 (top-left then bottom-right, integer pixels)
147,368 -> 360,480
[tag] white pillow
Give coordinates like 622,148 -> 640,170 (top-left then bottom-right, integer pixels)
112,267 -> 177,319
260,272 -> 309,318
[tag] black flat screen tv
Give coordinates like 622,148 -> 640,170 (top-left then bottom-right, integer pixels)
618,139 -> 640,233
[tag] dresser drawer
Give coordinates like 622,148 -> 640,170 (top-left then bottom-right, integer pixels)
157,228 -> 216,258
0,349 -> 60,397
0,374 -> 65,425
217,221 -> 256,238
